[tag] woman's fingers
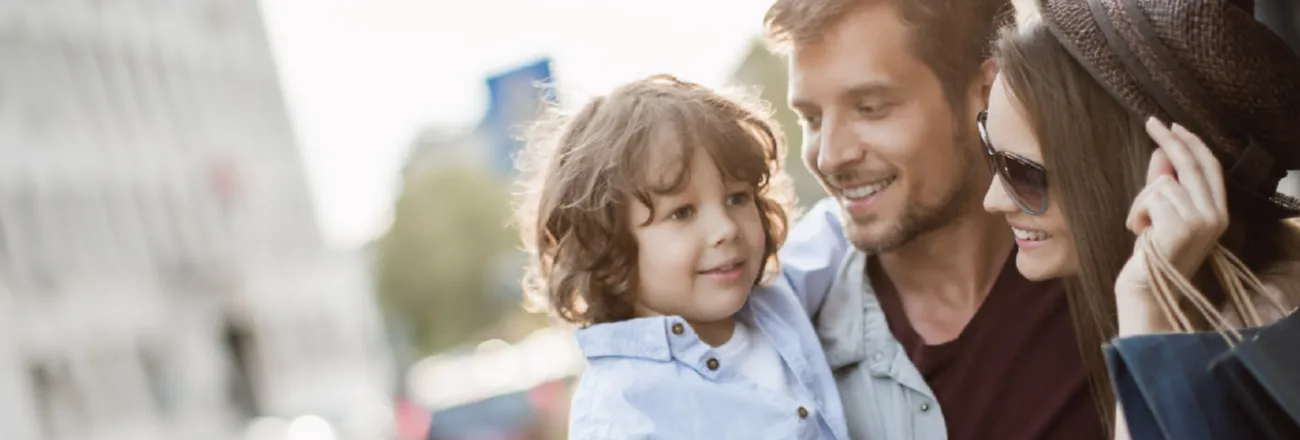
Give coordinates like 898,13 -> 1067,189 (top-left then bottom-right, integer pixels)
1127,181 -> 1159,233
1146,145 -> 1174,185
1168,123 -> 1228,220
1145,119 -> 1214,215
1127,175 -> 1186,233
1144,187 -> 1184,242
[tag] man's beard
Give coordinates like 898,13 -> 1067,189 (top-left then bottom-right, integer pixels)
847,138 -> 984,254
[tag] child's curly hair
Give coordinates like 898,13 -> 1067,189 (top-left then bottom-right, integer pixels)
514,74 -> 796,327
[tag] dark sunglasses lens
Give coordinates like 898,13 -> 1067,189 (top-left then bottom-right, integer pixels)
999,155 -> 1047,213
978,110 -> 1047,214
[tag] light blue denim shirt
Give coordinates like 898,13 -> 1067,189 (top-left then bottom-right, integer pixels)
568,209 -> 854,440
782,199 -> 948,440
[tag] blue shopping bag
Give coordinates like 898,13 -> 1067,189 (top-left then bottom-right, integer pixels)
1105,309 -> 1300,440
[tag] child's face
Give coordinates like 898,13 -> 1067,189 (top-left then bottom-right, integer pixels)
627,148 -> 767,326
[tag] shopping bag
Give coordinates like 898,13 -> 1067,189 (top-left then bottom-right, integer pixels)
1208,308 -> 1300,439
1105,232 -> 1293,439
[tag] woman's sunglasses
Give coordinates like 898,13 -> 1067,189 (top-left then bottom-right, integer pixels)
977,110 -> 1049,216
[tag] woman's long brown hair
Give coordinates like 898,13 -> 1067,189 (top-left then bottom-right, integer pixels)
995,18 -> 1300,431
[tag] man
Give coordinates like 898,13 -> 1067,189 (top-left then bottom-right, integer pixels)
764,1 -> 1106,439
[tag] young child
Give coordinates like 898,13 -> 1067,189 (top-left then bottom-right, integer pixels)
515,74 -> 849,440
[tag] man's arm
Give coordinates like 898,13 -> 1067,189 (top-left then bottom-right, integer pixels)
778,197 -> 850,318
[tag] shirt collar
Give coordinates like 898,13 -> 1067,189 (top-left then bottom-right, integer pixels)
575,315 -> 733,381
815,251 -> 900,372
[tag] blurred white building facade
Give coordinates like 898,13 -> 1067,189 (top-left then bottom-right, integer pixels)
0,2 -> 393,440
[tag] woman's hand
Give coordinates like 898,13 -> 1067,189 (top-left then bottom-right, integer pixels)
1114,118 -> 1229,335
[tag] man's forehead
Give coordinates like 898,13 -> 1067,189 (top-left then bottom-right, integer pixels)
788,51 -> 907,105
786,14 -> 924,105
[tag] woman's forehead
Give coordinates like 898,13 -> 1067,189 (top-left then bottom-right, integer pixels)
987,77 -> 1043,162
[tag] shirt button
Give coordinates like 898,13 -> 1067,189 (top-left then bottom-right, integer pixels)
671,323 -> 685,335
706,358 -> 720,371
873,352 -> 884,361
920,403 -> 931,412
797,406 -> 809,419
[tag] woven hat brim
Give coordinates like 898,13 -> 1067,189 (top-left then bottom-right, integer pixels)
1039,0 -> 1300,218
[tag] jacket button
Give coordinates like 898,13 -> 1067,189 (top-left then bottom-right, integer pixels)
671,323 -> 685,335
920,403 -> 931,412
797,406 -> 809,419
706,358 -> 719,371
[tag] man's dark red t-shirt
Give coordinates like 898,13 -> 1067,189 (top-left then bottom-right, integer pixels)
871,253 -> 1107,440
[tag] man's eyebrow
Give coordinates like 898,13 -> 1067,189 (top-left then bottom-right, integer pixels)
789,97 -> 816,113
843,81 -> 896,100
790,81 -> 897,111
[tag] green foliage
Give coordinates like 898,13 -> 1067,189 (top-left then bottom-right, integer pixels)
375,167 -> 517,355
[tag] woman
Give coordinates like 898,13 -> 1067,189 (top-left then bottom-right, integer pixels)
980,0 -> 1300,436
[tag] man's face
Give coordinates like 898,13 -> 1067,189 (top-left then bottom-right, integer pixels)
787,2 -> 988,253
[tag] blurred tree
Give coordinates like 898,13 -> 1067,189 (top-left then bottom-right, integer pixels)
376,167 -> 516,354
729,38 -> 827,211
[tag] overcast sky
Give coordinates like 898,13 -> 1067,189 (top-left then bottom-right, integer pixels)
259,0 -> 775,249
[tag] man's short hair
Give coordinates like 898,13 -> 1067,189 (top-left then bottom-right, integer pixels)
764,0 -> 1014,107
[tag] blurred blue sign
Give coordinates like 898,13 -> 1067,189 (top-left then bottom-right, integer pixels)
480,58 -> 557,176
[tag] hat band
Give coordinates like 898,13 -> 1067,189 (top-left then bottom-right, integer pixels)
1088,0 -> 1280,191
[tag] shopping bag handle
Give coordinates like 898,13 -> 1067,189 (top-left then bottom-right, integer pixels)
1139,231 -> 1289,344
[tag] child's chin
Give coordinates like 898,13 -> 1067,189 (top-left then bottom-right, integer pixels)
692,300 -> 748,323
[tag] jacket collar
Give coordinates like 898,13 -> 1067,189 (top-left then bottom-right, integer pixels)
816,250 -> 901,372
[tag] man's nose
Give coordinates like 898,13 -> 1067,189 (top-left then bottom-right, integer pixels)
816,117 -> 867,178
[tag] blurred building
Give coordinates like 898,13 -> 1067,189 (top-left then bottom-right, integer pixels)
0,2 -> 392,440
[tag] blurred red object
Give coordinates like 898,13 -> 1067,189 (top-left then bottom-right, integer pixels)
395,397 -> 432,440
209,158 -> 243,205
526,381 -> 565,412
